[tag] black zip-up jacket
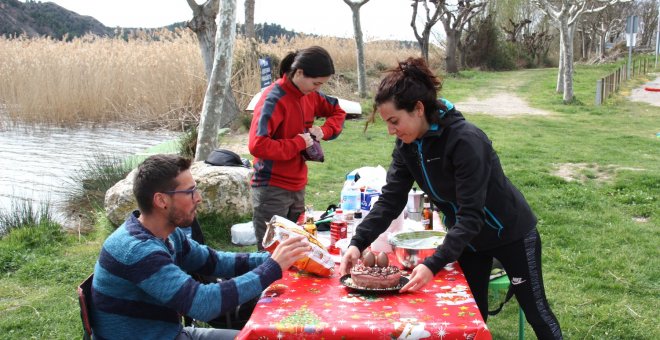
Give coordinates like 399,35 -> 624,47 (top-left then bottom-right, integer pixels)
350,101 -> 536,274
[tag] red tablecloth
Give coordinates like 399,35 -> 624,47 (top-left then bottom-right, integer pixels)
236,260 -> 491,340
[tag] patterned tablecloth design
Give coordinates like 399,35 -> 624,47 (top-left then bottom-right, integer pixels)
236,260 -> 492,340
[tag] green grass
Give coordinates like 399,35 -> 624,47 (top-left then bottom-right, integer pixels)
307,63 -> 660,339
1,62 -> 659,339
0,199 -> 52,237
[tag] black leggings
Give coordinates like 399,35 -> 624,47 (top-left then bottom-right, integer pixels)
458,229 -> 563,340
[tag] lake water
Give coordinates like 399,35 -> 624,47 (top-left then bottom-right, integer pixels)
0,123 -> 178,231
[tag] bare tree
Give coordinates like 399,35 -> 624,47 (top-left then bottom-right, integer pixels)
522,30 -> 554,65
577,20 -> 595,60
343,0 -> 370,98
635,0 -> 659,47
411,0 -> 444,62
532,0 -> 627,103
186,0 -> 240,130
591,8 -> 621,58
187,0 -> 219,77
437,0 -> 487,74
502,18 -> 532,42
194,0 -> 238,161
244,0 -> 255,39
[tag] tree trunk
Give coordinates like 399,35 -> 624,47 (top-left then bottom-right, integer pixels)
561,24 -> 575,103
580,30 -> 586,60
187,0 -> 219,79
556,25 -> 565,94
420,31 -> 431,61
344,0 -> 369,98
459,40 -> 467,69
445,29 -> 459,74
410,0 -> 442,64
598,23 -> 607,58
195,0 -> 238,161
244,0 -> 255,39
187,0 -> 240,131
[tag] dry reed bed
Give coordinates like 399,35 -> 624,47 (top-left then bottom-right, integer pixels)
0,29 -> 431,129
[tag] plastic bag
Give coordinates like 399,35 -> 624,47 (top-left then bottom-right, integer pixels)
351,165 -> 387,191
231,222 -> 257,245
263,215 -> 334,277
301,135 -> 324,162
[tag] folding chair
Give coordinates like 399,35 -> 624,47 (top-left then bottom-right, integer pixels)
489,274 -> 525,340
77,273 -> 94,340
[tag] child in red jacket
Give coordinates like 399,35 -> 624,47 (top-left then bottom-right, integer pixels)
249,46 -> 346,249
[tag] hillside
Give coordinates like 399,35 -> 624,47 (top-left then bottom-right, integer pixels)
0,0 -> 111,39
0,0 -> 304,42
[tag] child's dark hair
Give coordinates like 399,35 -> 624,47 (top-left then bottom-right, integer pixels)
279,46 -> 335,78
368,57 -> 445,127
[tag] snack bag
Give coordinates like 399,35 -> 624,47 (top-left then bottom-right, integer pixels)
263,215 -> 335,277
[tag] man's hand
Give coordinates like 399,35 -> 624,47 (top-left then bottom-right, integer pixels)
298,133 -> 313,147
339,246 -> 361,275
270,235 -> 312,272
309,126 -> 324,140
399,264 -> 434,293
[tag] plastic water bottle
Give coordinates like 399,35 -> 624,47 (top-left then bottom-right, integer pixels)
340,174 -> 360,212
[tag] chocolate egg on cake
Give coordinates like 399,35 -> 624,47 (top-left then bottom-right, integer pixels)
362,251 -> 376,267
350,251 -> 401,289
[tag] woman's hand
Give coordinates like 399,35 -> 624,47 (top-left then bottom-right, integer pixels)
399,264 -> 434,293
339,246 -> 361,275
270,235 -> 312,272
309,126 -> 324,140
298,133 -> 314,147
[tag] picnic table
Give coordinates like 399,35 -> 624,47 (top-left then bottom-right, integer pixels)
236,252 -> 491,339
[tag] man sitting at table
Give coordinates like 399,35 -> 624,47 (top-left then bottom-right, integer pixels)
90,154 -> 311,340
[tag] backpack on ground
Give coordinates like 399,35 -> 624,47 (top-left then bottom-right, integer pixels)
205,149 -> 250,168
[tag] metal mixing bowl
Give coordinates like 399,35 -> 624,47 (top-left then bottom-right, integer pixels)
389,230 -> 446,269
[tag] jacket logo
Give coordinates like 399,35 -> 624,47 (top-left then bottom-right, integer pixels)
426,157 -> 442,163
511,277 -> 526,285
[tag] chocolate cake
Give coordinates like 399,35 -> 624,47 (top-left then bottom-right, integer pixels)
350,251 -> 401,289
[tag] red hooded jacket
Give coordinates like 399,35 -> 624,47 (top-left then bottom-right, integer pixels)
248,75 -> 346,191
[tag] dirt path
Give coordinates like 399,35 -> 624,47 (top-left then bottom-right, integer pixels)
454,92 -> 552,117
453,71 -> 552,117
218,131 -> 250,155
628,74 -> 660,107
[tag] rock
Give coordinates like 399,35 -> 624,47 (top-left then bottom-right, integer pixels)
104,161 -> 253,226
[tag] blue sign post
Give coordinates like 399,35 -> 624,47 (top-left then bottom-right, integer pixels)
258,57 -> 272,89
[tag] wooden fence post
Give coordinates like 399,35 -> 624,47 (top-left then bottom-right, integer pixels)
596,79 -> 603,105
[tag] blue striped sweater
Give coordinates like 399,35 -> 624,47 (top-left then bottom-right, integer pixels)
90,211 -> 281,340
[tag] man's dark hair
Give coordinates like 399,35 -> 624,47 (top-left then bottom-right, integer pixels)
133,154 -> 192,214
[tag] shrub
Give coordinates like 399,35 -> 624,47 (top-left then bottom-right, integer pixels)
178,126 -> 198,158
61,154 -> 134,224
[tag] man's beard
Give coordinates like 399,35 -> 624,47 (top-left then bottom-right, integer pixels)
167,205 -> 196,227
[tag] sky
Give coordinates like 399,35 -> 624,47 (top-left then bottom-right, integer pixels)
41,0 -> 424,42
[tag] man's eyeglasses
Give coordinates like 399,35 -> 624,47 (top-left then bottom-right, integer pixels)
164,186 -> 198,199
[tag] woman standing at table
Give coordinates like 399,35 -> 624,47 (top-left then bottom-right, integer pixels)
339,57 -> 562,339
249,46 -> 346,250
